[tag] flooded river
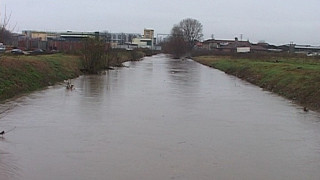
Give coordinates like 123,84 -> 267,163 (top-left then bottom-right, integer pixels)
1,54 -> 320,180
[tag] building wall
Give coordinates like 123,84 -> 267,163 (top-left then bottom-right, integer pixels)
27,31 -> 48,41
48,40 -> 85,52
109,33 -> 141,45
144,29 -> 154,39
18,38 -> 46,50
132,38 -> 152,48
237,47 -> 250,53
17,30 -> 146,51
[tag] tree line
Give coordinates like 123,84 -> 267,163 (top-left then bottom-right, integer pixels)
1,16 -> 202,73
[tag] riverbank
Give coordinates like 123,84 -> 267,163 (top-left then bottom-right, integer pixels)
0,54 -> 82,101
193,54 -> 320,111
0,50 -> 147,101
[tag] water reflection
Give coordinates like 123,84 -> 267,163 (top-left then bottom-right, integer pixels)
167,59 -> 201,93
79,75 -> 106,98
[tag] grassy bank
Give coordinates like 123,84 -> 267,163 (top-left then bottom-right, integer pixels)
0,49 -> 149,102
0,54 -> 82,101
106,49 -> 146,67
193,55 -> 320,111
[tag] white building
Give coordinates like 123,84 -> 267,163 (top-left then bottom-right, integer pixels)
131,28 -> 157,49
132,38 -> 153,48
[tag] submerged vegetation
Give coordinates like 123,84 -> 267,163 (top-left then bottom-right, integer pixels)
193,54 -> 320,111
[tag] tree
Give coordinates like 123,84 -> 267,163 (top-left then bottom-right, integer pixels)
164,18 -> 203,58
81,38 -> 108,74
0,27 -> 13,44
163,25 -> 188,58
0,6 -> 14,44
178,18 -> 203,51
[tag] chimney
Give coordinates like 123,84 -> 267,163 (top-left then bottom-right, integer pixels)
234,37 -> 239,49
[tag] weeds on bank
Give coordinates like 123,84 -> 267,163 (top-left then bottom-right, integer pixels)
0,54 -> 81,101
194,55 -> 320,110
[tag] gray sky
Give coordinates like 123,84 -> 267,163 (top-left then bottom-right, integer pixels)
1,0 -> 319,45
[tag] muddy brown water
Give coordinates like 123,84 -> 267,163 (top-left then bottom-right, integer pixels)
0,54 -> 320,180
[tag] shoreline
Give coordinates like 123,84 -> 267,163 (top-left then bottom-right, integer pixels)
193,55 -> 320,112
0,50 -> 149,102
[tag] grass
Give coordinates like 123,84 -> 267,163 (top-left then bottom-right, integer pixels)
107,49 -> 145,67
193,54 -> 320,111
0,54 -> 82,101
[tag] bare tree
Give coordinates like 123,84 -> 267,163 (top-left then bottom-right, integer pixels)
0,6 -> 14,44
81,38 -> 108,74
178,18 -> 203,51
163,25 -> 188,58
163,18 -> 203,58
171,25 -> 183,38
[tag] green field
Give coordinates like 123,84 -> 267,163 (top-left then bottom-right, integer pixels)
193,54 -> 320,111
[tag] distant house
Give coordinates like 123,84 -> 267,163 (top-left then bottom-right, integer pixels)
19,31 -> 54,50
254,42 -> 282,52
203,37 -> 251,53
279,44 -> 320,55
23,31 -> 49,41
202,37 -> 273,53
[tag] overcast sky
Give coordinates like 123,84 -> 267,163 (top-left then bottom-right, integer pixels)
1,0 -> 319,45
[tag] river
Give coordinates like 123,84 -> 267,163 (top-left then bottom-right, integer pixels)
1,54 -> 320,180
